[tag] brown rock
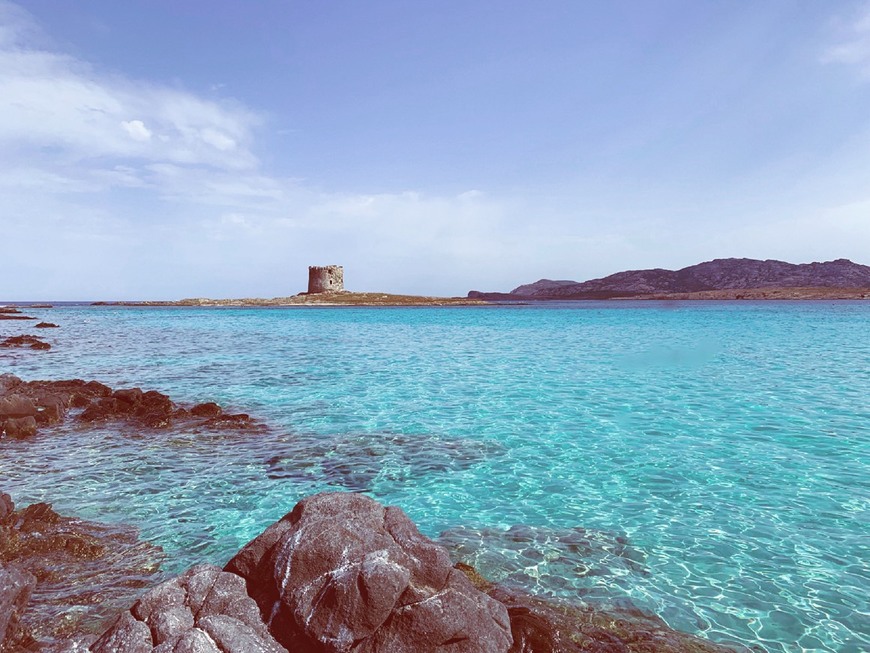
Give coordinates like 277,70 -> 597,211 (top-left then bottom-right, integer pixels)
190,402 -> 222,418
34,322 -> 59,328
0,335 -> 49,349
0,395 -> 37,418
2,416 -> 37,439
0,564 -> 36,650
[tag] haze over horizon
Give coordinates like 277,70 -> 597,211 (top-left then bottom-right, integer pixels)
3,0 -> 870,300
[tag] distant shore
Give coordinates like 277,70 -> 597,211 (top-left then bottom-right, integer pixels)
89,291 -> 488,307
468,286 -> 870,301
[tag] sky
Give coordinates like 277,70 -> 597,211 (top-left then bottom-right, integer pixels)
2,0 -> 870,300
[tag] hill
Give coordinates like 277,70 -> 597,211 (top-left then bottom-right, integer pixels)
468,258 -> 870,300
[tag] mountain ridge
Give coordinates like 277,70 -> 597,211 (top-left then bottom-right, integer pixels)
469,258 -> 870,300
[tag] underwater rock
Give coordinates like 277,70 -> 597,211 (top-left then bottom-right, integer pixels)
225,492 -> 513,652
0,564 -> 36,652
266,432 -> 505,491
0,495 -> 164,650
91,564 -> 287,653
440,523 -> 647,601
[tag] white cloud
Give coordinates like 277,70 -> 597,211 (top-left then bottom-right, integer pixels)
121,119 -> 152,142
0,5 -> 259,170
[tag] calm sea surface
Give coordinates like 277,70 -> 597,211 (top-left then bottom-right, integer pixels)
1,302 -> 867,652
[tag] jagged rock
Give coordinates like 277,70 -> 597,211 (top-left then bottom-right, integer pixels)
225,492 -> 513,653
2,417 -> 37,439
91,565 -> 286,653
0,564 -> 36,651
34,322 -> 59,329
190,403 -> 222,418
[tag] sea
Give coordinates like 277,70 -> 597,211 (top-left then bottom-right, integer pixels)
1,301 -> 867,652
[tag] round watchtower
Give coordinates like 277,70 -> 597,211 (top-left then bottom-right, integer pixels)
308,265 -> 344,294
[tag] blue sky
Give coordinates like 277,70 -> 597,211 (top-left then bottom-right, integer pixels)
2,1 -> 870,299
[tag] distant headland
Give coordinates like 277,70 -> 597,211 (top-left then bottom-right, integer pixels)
468,258 -> 870,301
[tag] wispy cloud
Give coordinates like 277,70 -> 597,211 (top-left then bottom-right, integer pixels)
0,2 -> 259,171
822,2 -> 870,76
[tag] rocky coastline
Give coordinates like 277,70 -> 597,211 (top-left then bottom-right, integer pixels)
0,320 -> 750,652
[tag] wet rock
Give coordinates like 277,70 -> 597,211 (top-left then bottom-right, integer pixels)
91,564 -> 286,653
114,388 -> 144,407
225,492 -> 513,652
190,402 -> 222,418
201,413 -> 257,430
0,497 -> 164,649
0,564 -> 36,651
2,416 -> 37,439
0,335 -> 49,349
0,308 -> 22,314
0,315 -> 34,321
489,586 -> 736,653
0,395 -> 37,418
34,322 -> 59,328
440,523 -> 646,601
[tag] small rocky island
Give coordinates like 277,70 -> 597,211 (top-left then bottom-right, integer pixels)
469,257 -> 870,300
90,265 -> 484,307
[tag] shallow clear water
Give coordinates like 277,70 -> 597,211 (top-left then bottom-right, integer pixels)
1,302 -> 868,652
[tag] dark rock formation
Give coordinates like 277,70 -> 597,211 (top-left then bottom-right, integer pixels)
225,492 -> 513,652
91,564 -> 287,653
0,308 -> 21,314
0,316 -> 35,321
0,495 -> 164,650
0,375 -> 262,440
0,335 -> 49,349
475,258 -> 870,299
34,322 -> 59,328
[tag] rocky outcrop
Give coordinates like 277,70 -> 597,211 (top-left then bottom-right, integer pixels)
91,565 -> 287,653
0,494 -> 164,650
0,375 -> 261,439
34,322 -> 59,328
475,258 -> 870,299
0,335 -> 49,349
225,492 -> 513,652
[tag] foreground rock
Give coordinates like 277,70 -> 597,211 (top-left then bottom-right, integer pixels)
226,492 -> 513,652
0,493 -> 163,650
0,375 -> 262,440
91,565 -> 286,653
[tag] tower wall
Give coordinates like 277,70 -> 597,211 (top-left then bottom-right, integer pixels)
308,265 -> 344,294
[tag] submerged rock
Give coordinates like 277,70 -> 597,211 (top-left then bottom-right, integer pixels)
225,492 -> 513,652
266,432 -> 505,491
91,564 -> 286,653
0,564 -> 36,652
0,494 -> 164,650
439,524 -> 647,600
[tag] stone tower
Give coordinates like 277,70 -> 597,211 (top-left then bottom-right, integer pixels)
308,265 -> 344,294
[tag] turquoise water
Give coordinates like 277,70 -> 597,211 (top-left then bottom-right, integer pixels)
1,302 -> 868,652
